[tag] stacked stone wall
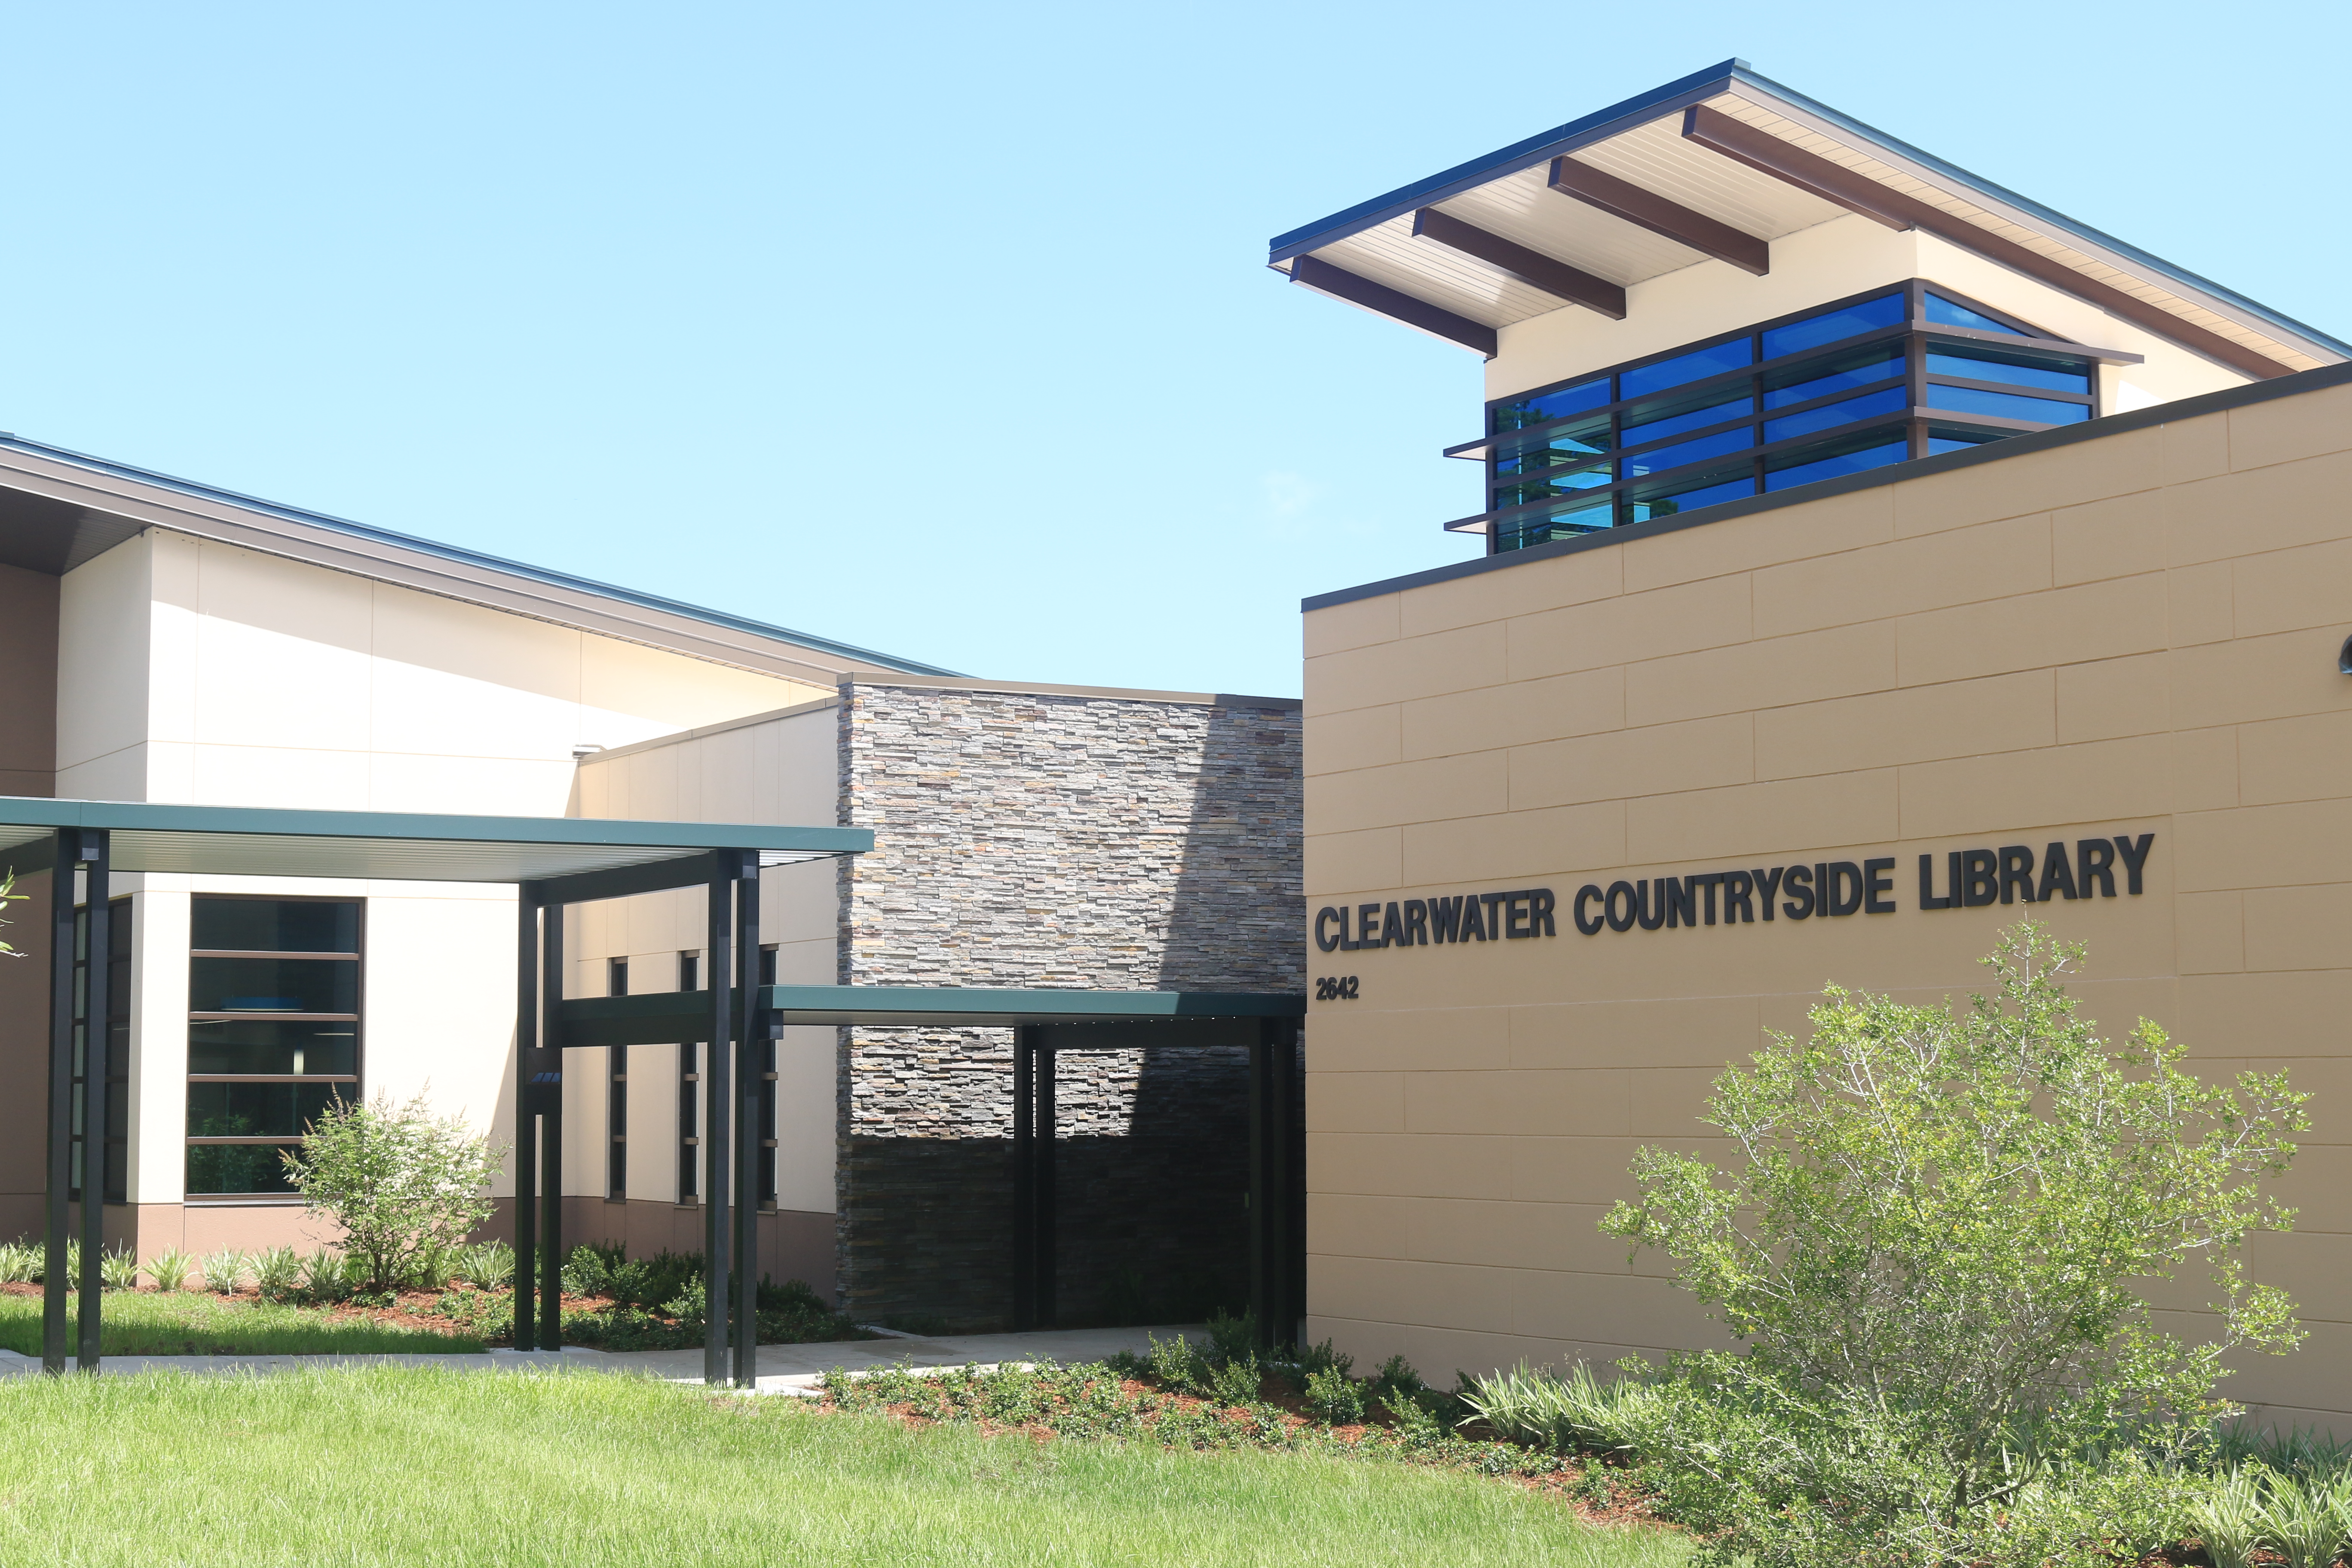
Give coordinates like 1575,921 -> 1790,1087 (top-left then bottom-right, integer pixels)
834,684 -> 1301,1329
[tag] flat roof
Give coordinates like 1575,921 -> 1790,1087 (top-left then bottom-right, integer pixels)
1269,61 -> 2348,377
0,433 -> 961,684
0,796 -> 870,884
1301,358 -> 2352,612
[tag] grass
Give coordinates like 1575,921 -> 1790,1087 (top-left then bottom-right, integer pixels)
0,1367 -> 1690,1567
0,1289 -> 483,1356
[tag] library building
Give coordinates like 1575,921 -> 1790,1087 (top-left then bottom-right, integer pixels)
1280,62 -> 2352,1429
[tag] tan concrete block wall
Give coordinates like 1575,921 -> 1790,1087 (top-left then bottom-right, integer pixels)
1302,378 -> 2352,1425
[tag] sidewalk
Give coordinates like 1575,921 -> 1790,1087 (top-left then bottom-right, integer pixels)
0,1323 -> 1197,1393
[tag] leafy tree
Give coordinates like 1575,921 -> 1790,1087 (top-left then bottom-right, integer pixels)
282,1091 -> 505,1292
1602,923 -> 2308,1563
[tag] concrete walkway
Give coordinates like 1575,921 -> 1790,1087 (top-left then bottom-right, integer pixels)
0,1323 -> 1197,1394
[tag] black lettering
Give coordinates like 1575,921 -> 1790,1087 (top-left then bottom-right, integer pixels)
1529,889 -> 1556,937
2077,839 -> 2116,898
1998,846 -> 2037,905
1573,885 -> 1605,936
1636,879 -> 1666,931
1689,871 -> 1724,926
2114,833 -> 2154,894
1314,906 -> 1343,952
1337,905 -> 1357,951
1357,903 -> 1381,949
1752,866 -> 1784,922
1948,851 -> 1963,911
1663,877 -> 1697,929
1430,897 -> 1462,943
1822,862 -> 1863,917
1917,854 -> 1950,911
1783,864 -> 1815,921
2036,844 -> 2078,902
1403,900 -> 1429,946
1381,901 -> 1404,947
1504,893 -> 1532,939
1863,858 -> 1896,914
1723,870 -> 1755,924
1961,849 -> 2000,908
1480,891 -> 1508,940
1459,895 -> 1487,942
1604,881 -> 1637,933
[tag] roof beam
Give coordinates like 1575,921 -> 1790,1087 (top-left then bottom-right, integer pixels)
1546,156 -> 1769,275
1409,208 -> 1626,319
1288,254 -> 1498,357
1680,105 -> 2296,380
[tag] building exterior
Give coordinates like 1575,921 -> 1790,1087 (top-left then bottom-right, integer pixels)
0,437 -> 1301,1321
1280,63 -> 2352,1429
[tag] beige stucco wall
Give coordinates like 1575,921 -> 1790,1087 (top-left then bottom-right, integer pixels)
1301,376 -> 2352,1429
1486,214 -> 2253,417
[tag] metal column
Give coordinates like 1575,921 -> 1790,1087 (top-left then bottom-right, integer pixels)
731,864 -> 760,1388
513,890 -> 539,1351
41,830 -> 78,1372
701,864 -> 735,1387
76,831 -> 109,1370
1248,1016 -> 1300,1353
1010,1027 -> 1034,1331
539,900 -> 565,1351
1032,1040 -> 1056,1329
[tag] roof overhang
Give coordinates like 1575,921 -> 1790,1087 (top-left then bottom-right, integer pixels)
1268,61 -> 2348,377
557,985 -> 1305,1046
0,796 -> 868,885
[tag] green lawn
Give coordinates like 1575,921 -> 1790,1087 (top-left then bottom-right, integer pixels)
0,1290 -> 483,1356
0,1367 -> 1689,1567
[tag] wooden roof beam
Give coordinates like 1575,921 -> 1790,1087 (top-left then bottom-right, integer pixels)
1410,208 -> 1626,319
1287,254 -> 1497,357
1546,156 -> 1770,276
1680,104 -> 2295,380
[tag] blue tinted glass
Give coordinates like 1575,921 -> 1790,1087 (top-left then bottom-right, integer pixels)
1623,393 -> 1752,446
1928,432 -> 2006,455
1495,420 -> 1609,475
1761,293 -> 1905,358
1494,465 -> 1612,508
1498,498 -> 1614,551
1623,426 -> 1752,477
1924,293 -> 2028,336
1621,339 -> 1751,398
1764,346 -> 1904,408
1925,348 -> 2091,394
1762,386 -> 1907,444
1626,470 -> 1754,523
1764,435 -> 1907,491
1491,378 -> 1610,432
1926,384 -> 2090,425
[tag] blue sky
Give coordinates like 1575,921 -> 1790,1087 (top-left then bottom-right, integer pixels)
1,3 -> 2342,695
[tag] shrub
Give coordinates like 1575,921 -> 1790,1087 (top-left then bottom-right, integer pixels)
299,1249 -> 355,1302
607,1250 -> 698,1311
1304,1364 -> 1365,1424
1600,924 -> 2310,1565
559,1245 -> 610,1298
2193,1465 -> 2270,1568
145,1249 -> 196,1292
1203,1309 -> 1256,1365
455,1243 -> 514,1292
199,1250 -> 247,1295
98,1246 -> 140,1292
2255,1465 -> 2352,1568
1293,1338 -> 1351,1379
0,1241 -> 35,1285
1145,1330 -> 1210,1393
281,1091 -> 505,1293
252,1246 -> 301,1301
1205,1354 -> 1264,1408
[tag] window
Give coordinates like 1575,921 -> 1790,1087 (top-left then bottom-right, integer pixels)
68,899 -> 130,1204
186,897 -> 361,1197
677,951 -> 700,1203
1469,280 -> 2098,551
606,958 -> 628,1201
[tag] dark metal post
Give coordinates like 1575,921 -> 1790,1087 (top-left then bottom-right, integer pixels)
1271,1018 -> 1303,1342
1247,1023 -> 1273,1352
514,890 -> 539,1351
702,865 -> 734,1386
76,831 -> 109,1371
732,863 -> 760,1388
1034,1042 -> 1056,1330
1010,1027 -> 1034,1332
42,830 -> 77,1373
539,899 -> 565,1351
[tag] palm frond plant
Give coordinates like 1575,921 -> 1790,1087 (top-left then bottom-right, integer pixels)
2254,1464 -> 2352,1568
2194,1464 -> 2274,1568
145,1248 -> 196,1292
0,1241 -> 35,1284
456,1243 -> 514,1292
199,1250 -> 247,1295
299,1249 -> 354,1302
252,1246 -> 301,1301
98,1246 -> 141,1292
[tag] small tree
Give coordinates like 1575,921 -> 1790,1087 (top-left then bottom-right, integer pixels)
1602,924 -> 2307,1560
282,1091 -> 505,1292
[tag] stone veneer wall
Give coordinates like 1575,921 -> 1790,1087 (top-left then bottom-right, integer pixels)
834,683 -> 1302,1329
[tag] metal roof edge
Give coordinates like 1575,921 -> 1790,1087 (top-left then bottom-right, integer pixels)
1264,60 -> 1747,263
0,433 -> 965,678
1721,66 -> 2352,362
845,673 -> 1303,709
1301,359 -> 2352,613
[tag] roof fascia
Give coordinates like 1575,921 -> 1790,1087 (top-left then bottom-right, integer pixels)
1264,60 -> 1747,263
0,435 -> 963,680
1721,67 -> 2352,364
